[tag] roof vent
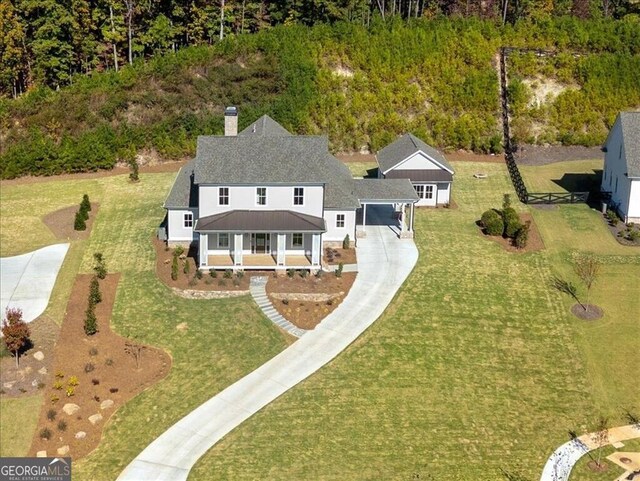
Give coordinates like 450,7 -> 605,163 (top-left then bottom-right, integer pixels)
224,106 -> 238,136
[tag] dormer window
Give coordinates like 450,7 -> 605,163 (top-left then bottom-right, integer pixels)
294,187 -> 304,205
256,187 -> 267,206
219,187 -> 229,205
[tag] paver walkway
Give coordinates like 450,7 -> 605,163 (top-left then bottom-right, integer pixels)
0,244 -> 69,324
117,220 -> 418,481
540,424 -> 640,481
249,276 -> 307,338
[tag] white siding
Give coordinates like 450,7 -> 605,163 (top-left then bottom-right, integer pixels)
392,152 -> 445,172
628,179 -> 640,222
198,184 -> 324,218
324,210 -> 356,242
437,182 -> 451,204
167,209 -> 198,241
602,120 -> 634,221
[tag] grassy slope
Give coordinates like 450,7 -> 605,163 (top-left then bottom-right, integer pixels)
519,159 -> 603,193
189,161 -> 639,480
0,395 -> 43,456
0,173 -> 288,474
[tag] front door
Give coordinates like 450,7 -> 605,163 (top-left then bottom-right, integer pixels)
252,233 -> 270,254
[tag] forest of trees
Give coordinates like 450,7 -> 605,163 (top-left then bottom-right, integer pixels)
1,0 -> 639,97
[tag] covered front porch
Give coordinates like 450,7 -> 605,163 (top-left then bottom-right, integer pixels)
194,210 -> 325,270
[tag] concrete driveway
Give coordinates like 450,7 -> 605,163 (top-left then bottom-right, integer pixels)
0,244 -> 69,324
117,218 -> 419,481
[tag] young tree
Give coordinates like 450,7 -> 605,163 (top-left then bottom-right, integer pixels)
591,417 -> 609,468
124,341 -> 146,369
84,304 -> 97,335
2,308 -> 31,368
93,252 -> 107,279
574,254 -> 601,312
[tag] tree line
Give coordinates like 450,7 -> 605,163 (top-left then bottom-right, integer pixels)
1,0 -> 639,97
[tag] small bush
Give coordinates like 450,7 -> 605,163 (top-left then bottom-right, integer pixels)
209,268 -> 217,278
188,277 -> 198,287
287,268 -> 296,278
37,381 -> 45,389
50,395 -> 59,404
66,387 -> 75,397
171,254 -> 178,281
481,209 -> 504,236
84,362 -> 95,373
79,204 -> 89,221
105,358 -> 114,366
183,259 -> 190,275
223,269 -> 233,279
173,245 -> 185,257
81,194 -> 91,212
55,371 -> 64,379
343,234 -> 350,250
315,269 -> 324,278
40,428 -> 52,440
503,207 -> 522,238
628,229 -> 640,242
84,304 -> 97,335
299,269 -> 308,278
57,420 -> 67,432
282,298 -> 289,305
89,347 -> 98,356
335,262 -> 344,278
502,193 -> 512,210
91,378 -> 100,385
129,158 -> 139,182
233,278 -> 241,287
74,211 -> 87,231
46,409 -> 57,421
236,270 -> 244,279
93,395 -> 100,402
53,381 -> 63,390
89,276 -> 102,304
195,269 -> 203,279
218,279 -> 227,287
109,387 -> 119,393
514,221 -> 531,249
93,253 -> 107,279
68,376 -> 79,386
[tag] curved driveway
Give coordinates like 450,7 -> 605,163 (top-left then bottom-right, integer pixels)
118,220 -> 419,481
0,244 -> 69,323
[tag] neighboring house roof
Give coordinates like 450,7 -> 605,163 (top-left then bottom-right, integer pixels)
164,159 -> 198,209
384,169 -> 453,182
376,133 -> 454,174
193,135 -> 360,209
615,112 -> 640,179
352,179 -> 419,203
238,114 -> 293,137
194,210 -> 326,232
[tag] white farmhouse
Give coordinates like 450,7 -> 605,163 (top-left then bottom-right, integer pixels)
602,111 -> 640,223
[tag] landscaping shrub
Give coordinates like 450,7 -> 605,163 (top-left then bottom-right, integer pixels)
606,209 -> 619,226
218,279 -> 227,287
129,158 -> 140,182
173,246 -> 185,257
481,209 -> 504,236
287,268 -> 296,278
335,262 -> 344,278
89,276 -> 102,304
315,269 -> 324,278
84,362 -> 95,373
514,221 -> 531,249
91,378 -> 100,385
50,395 -> 59,404
109,387 -> 119,393
183,259 -> 190,275
223,269 -> 233,279
628,229 -> 640,242
89,347 -> 98,356
84,304 -> 97,335
79,204 -> 89,221
343,234 -> 350,250
81,194 -> 91,212
209,268 -> 217,278
57,420 -> 67,431
74,211 -> 87,231
46,409 -> 57,421
503,207 -> 522,238
188,276 -> 198,287
299,269 -> 308,278
40,428 -> 52,440
195,269 -> 203,279
104,358 -> 113,366
93,253 -> 107,279
171,254 -> 178,281
236,270 -> 244,279
66,387 -> 75,397
68,376 -> 79,386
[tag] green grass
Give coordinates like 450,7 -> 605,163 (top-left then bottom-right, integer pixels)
189,161 -> 639,480
344,161 -> 378,178
0,395 -> 43,456
0,172 -> 288,479
519,159 -> 602,194
569,438 -> 640,481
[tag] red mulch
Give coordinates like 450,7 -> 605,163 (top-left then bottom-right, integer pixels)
478,213 -> 545,253
324,247 -> 357,265
42,203 -> 99,240
28,274 -> 171,460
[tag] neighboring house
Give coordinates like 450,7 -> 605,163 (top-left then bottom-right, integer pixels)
376,133 -> 454,207
164,108 -> 418,271
602,111 -> 640,223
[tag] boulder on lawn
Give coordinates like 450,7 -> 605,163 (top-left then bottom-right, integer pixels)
33,351 -> 45,361
62,403 -> 80,415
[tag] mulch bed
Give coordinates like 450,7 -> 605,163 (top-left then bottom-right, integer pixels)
154,237 -> 250,291
28,274 -> 171,460
43,203 -> 99,240
0,316 -> 59,398
324,247 -> 357,265
478,213 -> 545,253
587,460 -> 609,472
600,213 -> 640,247
571,304 -> 604,321
266,272 -> 356,330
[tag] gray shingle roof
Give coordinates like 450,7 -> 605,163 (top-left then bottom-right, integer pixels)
164,159 -> 198,209
384,169 -> 453,182
376,133 -> 454,174
352,179 -> 419,203
619,112 -> 640,178
238,115 -> 292,137
194,210 -> 326,232
193,135 -> 360,209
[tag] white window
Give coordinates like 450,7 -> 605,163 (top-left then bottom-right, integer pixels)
183,213 -> 193,228
218,233 -> 229,248
219,187 -> 229,205
336,214 -> 345,228
294,187 -> 304,205
424,185 -> 434,199
256,187 -> 267,206
414,185 -> 425,198
292,233 -> 303,247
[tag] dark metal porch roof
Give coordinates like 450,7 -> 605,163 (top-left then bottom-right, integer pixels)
194,210 -> 326,233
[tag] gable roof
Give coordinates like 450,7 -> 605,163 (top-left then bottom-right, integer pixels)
614,112 -> 640,178
352,179 -> 418,203
376,133 -> 454,175
238,114 -> 293,137
164,159 -> 198,209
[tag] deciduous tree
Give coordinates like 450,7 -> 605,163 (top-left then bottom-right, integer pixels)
2,308 -> 31,368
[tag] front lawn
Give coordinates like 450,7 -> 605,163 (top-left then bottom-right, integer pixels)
0,395 -> 43,457
189,160 -> 639,480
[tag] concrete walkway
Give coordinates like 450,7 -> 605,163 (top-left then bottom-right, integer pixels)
0,244 -> 69,324
249,276 -> 308,338
117,221 -> 418,481
540,424 -> 640,481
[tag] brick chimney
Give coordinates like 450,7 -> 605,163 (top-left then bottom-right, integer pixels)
224,106 -> 238,136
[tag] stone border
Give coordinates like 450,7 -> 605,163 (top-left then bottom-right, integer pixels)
269,292 -> 343,302
171,287 -> 249,299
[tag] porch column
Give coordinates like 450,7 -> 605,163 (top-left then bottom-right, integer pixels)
311,233 -> 321,266
401,203 -> 407,232
362,203 -> 367,232
234,233 -> 243,266
199,233 -> 208,267
277,233 -> 286,266
410,202 -> 415,232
